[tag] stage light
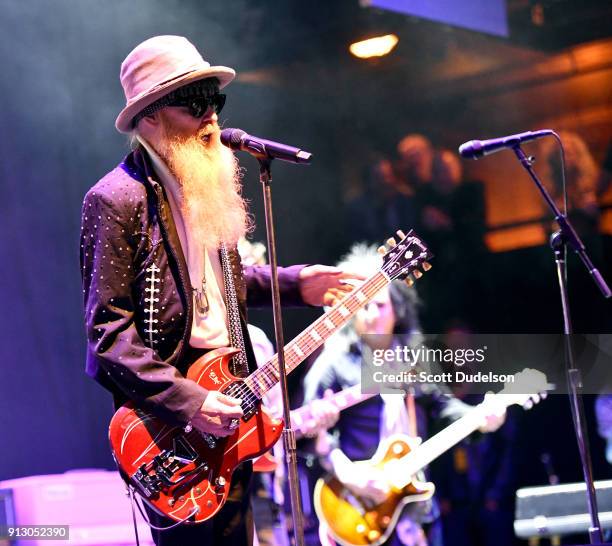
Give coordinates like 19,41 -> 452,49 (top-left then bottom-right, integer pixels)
349,34 -> 399,59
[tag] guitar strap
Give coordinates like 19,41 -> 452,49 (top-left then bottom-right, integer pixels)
219,243 -> 249,377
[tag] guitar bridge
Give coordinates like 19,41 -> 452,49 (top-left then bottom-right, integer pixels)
131,436 -> 207,497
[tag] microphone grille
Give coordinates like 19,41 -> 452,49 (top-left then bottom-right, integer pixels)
220,128 -> 246,148
458,140 -> 483,159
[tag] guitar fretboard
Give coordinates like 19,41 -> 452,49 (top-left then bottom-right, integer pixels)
406,407 -> 486,474
393,396 -> 515,489
244,272 -> 389,400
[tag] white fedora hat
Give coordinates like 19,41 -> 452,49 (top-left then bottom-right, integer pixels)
115,35 -> 235,133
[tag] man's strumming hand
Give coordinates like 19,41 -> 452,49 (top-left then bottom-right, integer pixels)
191,391 -> 243,437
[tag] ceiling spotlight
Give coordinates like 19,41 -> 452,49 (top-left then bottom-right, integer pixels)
349,34 -> 399,59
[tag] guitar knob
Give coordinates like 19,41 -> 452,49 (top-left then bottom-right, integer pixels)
377,245 -> 386,255
215,476 -> 226,490
422,261 -> 432,271
368,530 -> 381,541
386,237 -> 397,247
413,270 -> 423,279
405,277 -> 414,287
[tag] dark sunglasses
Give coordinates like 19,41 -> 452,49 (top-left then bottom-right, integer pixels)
167,93 -> 226,118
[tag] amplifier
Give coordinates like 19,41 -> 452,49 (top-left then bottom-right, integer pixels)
0,469 -> 153,546
514,480 -> 612,538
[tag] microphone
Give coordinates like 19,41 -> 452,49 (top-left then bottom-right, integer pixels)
458,129 -> 553,159
220,128 -> 312,164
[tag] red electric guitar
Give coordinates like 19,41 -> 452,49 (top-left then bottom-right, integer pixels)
108,230 -> 432,523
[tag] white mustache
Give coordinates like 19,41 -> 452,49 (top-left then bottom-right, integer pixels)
198,124 -> 220,140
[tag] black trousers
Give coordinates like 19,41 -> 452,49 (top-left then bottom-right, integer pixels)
144,462 -> 254,546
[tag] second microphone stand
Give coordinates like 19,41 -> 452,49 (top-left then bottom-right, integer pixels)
512,144 -> 611,545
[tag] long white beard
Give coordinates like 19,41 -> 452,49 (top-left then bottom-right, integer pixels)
162,132 -> 252,249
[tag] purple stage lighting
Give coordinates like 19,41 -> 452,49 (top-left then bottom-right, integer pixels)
362,0 -> 509,37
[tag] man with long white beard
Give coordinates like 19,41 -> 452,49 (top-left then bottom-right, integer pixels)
80,35 -> 361,545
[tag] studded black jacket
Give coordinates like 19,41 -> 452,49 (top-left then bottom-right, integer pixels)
80,147 -> 306,426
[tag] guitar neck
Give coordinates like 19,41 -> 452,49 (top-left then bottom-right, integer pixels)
244,272 -> 389,401
398,397 -> 512,483
291,384 -> 376,436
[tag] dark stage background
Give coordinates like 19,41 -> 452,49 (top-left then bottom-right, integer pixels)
0,0 -> 610,530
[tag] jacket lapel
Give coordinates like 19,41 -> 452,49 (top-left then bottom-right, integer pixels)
129,147 -> 194,366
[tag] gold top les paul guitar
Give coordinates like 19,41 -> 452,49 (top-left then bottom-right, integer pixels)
314,369 -> 549,546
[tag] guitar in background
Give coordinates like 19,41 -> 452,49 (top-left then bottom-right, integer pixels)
314,369 -> 550,546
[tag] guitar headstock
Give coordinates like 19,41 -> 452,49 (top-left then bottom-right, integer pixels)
498,368 -> 552,410
379,229 -> 433,286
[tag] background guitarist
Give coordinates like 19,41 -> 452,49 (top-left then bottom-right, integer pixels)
80,35 -> 363,546
302,245 -> 507,546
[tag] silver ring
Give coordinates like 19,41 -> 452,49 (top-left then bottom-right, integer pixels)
228,418 -> 239,430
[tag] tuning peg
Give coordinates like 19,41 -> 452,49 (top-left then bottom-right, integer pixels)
523,399 -> 534,410
413,270 -> 423,279
386,237 -> 397,247
405,277 -> 415,287
396,229 -> 406,239
377,245 -> 386,255
422,262 -> 432,271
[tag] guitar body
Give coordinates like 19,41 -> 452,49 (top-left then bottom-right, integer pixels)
314,435 -> 435,546
252,450 -> 279,473
109,347 -> 283,523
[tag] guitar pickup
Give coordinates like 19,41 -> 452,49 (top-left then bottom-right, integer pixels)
223,382 -> 258,420
157,461 -> 209,488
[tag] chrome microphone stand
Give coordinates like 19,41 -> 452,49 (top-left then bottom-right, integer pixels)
257,156 -> 305,546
